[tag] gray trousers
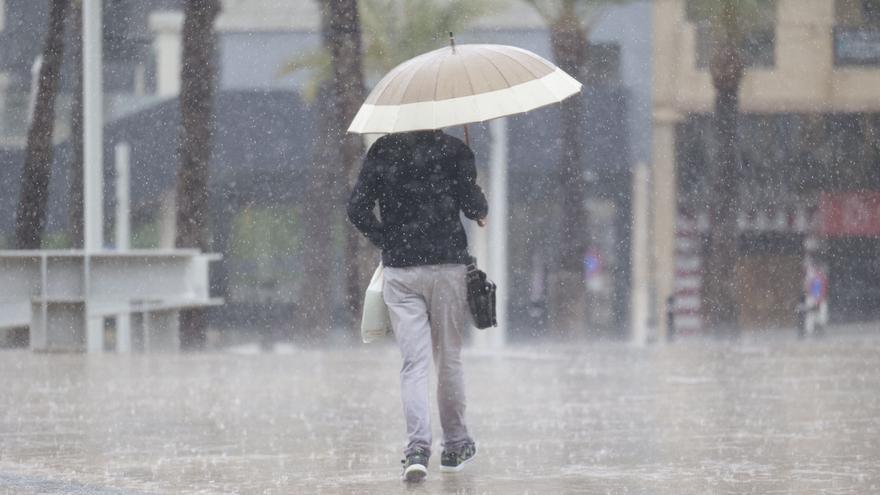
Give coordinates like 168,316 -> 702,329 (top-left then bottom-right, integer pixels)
383,264 -> 473,458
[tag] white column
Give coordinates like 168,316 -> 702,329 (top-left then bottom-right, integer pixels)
86,315 -> 104,353
143,310 -> 180,352
0,73 -> 9,143
27,56 -> 42,123
158,190 -> 177,248
651,113 -> 679,341
114,142 -> 131,352
83,0 -> 103,253
149,11 -> 184,98
488,118 -> 508,346
472,119 -> 508,348
630,162 -> 651,345
114,142 -> 131,250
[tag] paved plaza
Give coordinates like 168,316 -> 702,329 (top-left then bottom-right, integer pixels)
2,331 -> 880,494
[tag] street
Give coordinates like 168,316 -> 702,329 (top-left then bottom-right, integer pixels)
2,330 -> 880,494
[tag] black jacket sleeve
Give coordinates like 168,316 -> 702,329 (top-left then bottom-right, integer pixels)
457,145 -> 488,220
347,149 -> 386,249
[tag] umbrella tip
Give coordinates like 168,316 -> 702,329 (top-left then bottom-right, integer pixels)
449,32 -> 456,53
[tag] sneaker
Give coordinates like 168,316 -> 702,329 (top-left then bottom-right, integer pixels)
401,449 -> 429,482
440,443 -> 476,473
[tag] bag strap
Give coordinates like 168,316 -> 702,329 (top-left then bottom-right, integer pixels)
464,254 -> 476,273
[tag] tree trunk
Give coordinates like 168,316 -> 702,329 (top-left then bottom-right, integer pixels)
704,85 -> 741,334
325,0 -> 369,333
175,0 -> 221,350
704,8 -> 745,334
69,0 -> 85,248
14,0 -> 69,249
298,83 -> 338,338
548,8 -> 590,336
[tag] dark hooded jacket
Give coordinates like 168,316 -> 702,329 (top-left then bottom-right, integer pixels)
347,130 -> 488,267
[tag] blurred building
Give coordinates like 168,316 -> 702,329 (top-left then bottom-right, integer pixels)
652,0 -> 880,333
0,0 -> 651,339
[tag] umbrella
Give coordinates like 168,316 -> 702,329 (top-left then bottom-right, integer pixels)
348,38 -> 582,136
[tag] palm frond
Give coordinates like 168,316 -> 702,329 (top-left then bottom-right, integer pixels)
686,0 -> 777,31
361,0 -> 491,76
276,48 -> 332,78
525,0 -> 633,32
522,0 -> 559,22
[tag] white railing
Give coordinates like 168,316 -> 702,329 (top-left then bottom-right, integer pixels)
0,249 -> 222,353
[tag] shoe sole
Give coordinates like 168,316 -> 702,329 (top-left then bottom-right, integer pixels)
403,464 -> 428,482
440,451 -> 477,473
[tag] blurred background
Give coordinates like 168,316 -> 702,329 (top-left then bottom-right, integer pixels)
0,0 -> 877,351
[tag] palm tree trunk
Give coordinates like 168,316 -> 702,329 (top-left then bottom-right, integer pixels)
548,9 -> 590,336
325,0 -> 369,331
69,0 -> 85,248
299,83 -> 338,337
14,0 -> 69,249
703,82 -> 741,333
176,0 -> 221,350
704,3 -> 745,334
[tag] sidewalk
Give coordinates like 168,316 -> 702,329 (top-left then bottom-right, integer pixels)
2,333 -> 879,494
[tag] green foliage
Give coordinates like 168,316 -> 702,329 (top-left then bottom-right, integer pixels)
277,0 -> 492,98
231,207 -> 302,285
523,0 -> 628,27
42,232 -> 70,249
131,222 -> 161,249
360,0 -> 490,75
276,49 -> 334,102
685,0 -> 777,37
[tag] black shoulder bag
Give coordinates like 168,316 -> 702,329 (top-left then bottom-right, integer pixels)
466,260 -> 497,329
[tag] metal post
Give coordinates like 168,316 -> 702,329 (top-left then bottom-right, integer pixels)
115,142 -> 131,250
115,142 -> 131,352
27,56 -> 42,123
83,0 -> 103,253
630,162 -> 650,345
486,118 -> 508,347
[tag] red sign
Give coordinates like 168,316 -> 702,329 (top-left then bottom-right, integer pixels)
818,192 -> 880,237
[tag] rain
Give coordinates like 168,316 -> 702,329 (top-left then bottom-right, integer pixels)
1,0 -> 879,493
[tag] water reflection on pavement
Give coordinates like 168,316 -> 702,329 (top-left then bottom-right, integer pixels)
2,332 -> 879,494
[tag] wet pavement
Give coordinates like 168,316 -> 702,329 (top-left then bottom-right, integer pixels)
2,331 -> 880,494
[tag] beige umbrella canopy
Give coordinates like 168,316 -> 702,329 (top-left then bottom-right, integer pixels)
348,43 -> 582,134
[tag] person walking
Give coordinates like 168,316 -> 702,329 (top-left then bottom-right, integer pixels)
347,129 -> 487,482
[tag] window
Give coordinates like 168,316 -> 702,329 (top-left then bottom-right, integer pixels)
836,0 -> 880,25
835,0 -> 880,65
686,0 -> 778,69
866,0 -> 880,24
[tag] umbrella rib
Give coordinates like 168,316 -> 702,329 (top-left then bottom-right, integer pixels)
431,52 -> 445,102
397,53 -> 437,104
390,54 -> 439,131
369,50 -> 438,105
473,50 -> 513,89
459,56 -> 483,126
470,50 -> 536,119
481,45 -> 550,79
459,55 -> 477,98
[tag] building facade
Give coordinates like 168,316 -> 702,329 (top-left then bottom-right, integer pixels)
652,0 -> 880,333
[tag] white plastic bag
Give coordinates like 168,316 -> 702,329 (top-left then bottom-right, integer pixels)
361,264 -> 392,343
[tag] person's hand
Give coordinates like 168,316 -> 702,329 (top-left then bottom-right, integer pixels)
477,218 -> 487,227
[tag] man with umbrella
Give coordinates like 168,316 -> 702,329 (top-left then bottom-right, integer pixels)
346,39 -> 581,482
348,129 -> 487,481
